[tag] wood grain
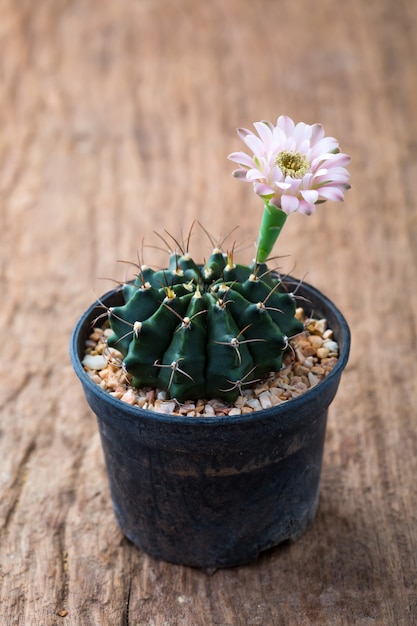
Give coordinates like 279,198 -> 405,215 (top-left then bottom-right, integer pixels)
1,0 -> 416,624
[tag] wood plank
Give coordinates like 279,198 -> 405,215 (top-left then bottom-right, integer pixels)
0,0 -> 416,623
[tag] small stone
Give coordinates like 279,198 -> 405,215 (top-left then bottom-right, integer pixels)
258,392 -> 273,409
301,345 -> 316,357
303,356 -> 315,368
82,354 -> 108,370
323,339 -> 339,355
241,406 -> 254,414
308,372 -> 320,387
322,356 -> 339,370
158,401 -> 177,414
104,373 -> 123,390
308,334 -> 323,348
317,347 -> 330,360
295,307 -> 305,320
246,398 -> 262,411
254,383 -> 269,396
121,389 -> 137,405
179,403 -> 196,414
293,381 -> 308,392
86,371 -> 102,384
308,318 -> 327,335
295,348 -> 306,363
229,408 -> 241,416
294,364 -> 310,376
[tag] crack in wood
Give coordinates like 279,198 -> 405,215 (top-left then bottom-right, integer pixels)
56,519 -> 70,618
125,578 -> 132,626
1,439 -> 36,532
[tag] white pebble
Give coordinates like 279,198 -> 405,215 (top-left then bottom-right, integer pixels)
315,319 -> 327,334
229,408 -> 241,416
258,392 -> 273,409
246,398 -> 262,411
323,339 -> 339,354
121,389 -> 137,405
82,354 -> 108,370
158,401 -> 176,414
303,356 -> 315,368
308,372 -> 320,387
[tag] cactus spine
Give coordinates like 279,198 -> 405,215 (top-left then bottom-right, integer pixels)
106,236 -> 304,403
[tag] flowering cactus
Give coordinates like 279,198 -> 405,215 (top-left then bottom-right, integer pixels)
229,115 -> 351,262
106,116 -> 350,402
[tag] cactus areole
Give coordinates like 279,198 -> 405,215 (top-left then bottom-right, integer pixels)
106,250 -> 305,403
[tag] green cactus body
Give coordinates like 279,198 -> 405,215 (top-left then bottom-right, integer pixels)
106,250 -> 304,403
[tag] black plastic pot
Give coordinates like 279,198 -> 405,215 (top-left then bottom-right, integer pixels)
70,278 -> 350,568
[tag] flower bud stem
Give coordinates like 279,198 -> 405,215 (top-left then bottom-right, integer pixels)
256,202 -> 287,264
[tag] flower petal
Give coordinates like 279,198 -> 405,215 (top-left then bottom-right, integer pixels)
237,127 -> 252,140
298,200 -> 316,215
253,121 -> 273,148
317,186 -> 346,202
293,122 -> 311,146
277,115 -> 295,136
310,123 -> 325,145
281,194 -> 300,214
254,182 -> 275,196
300,189 -> 319,204
228,151 -> 254,167
244,134 -> 267,156
246,168 -> 264,182
232,169 -> 250,180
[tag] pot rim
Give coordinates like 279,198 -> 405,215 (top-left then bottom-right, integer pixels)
70,277 -> 350,427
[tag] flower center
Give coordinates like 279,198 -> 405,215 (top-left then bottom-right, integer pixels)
276,150 -> 310,179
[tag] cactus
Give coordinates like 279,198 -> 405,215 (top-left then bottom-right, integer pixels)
104,114 -> 352,404
106,234 -> 304,403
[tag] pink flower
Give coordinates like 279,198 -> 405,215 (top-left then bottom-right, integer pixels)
228,116 -> 351,215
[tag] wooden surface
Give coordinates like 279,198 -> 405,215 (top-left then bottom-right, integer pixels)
1,0 -> 416,624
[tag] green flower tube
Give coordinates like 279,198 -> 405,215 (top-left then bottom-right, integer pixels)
256,201 -> 287,264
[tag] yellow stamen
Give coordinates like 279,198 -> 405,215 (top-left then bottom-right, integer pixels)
276,150 -> 309,179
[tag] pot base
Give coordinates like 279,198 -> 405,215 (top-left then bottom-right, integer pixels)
97,408 -> 327,568
116,493 -> 319,568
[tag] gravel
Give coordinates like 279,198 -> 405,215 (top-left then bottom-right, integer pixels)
82,307 -> 339,417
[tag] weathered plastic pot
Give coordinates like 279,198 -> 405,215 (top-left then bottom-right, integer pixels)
70,278 -> 350,568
